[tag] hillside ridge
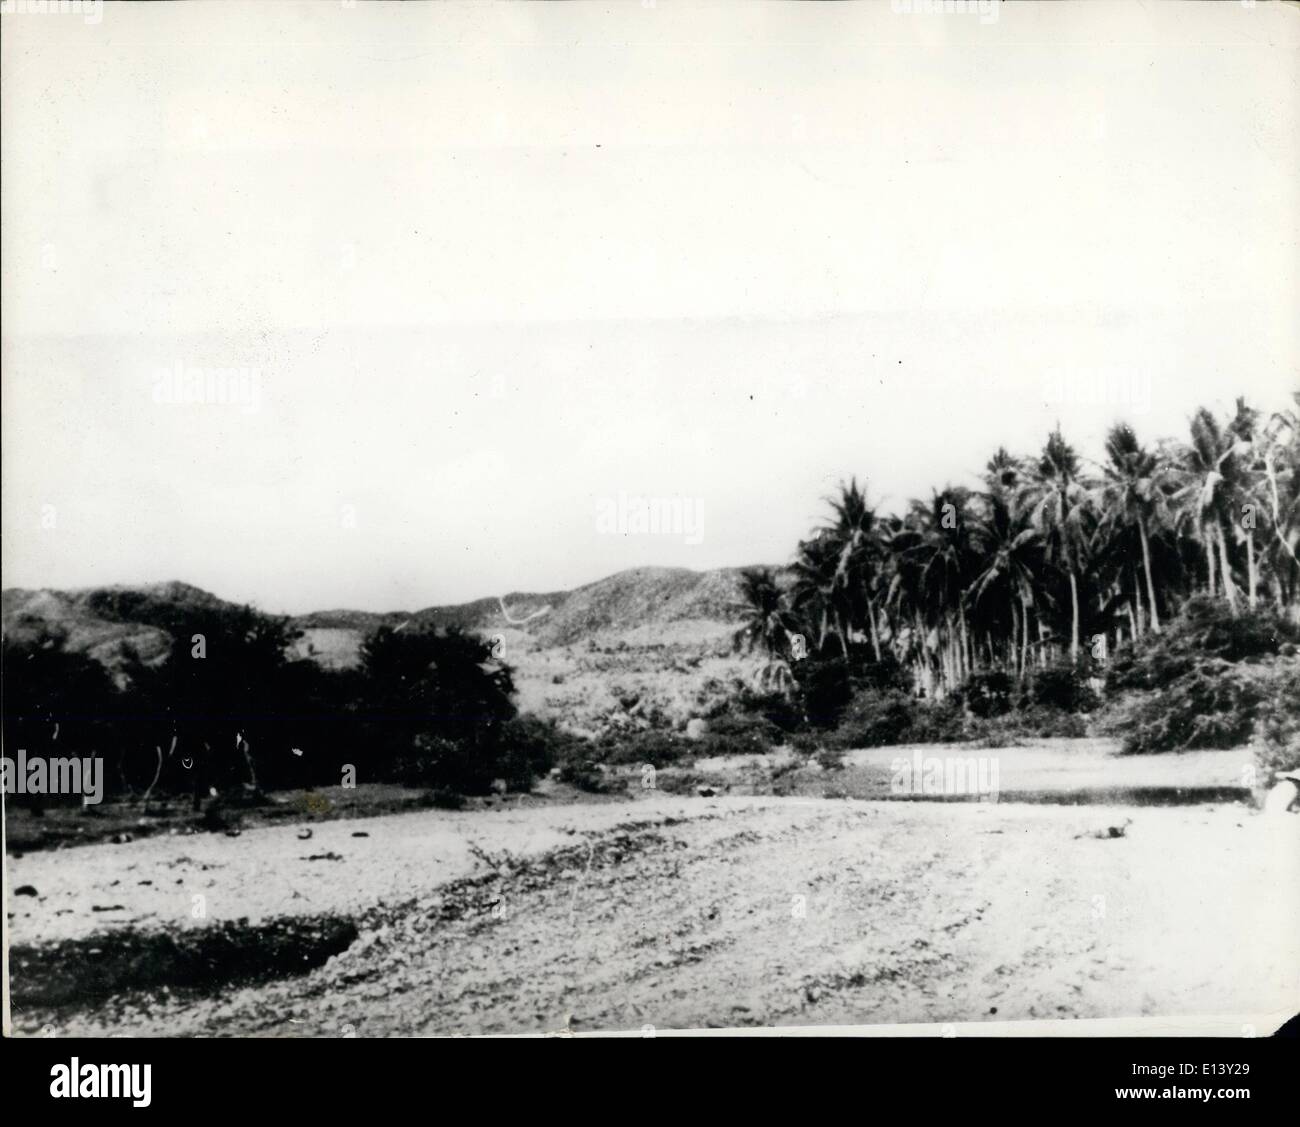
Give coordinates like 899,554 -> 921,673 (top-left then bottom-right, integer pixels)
2,564 -> 785,669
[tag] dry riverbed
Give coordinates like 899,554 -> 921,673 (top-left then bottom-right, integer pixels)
6,783 -> 1297,1036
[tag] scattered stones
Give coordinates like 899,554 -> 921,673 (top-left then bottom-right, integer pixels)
15,885 -> 38,897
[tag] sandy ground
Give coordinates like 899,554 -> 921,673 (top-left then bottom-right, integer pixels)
7,792 -> 1298,1037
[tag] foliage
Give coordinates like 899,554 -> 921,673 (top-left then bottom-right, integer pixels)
830,687 -> 918,749
956,670 -> 1015,718
1254,663 -> 1300,776
2,607 -> 563,803
594,728 -> 691,767
1106,596 -> 1298,692
770,395 -> 1300,710
1116,660 -> 1275,755
1023,662 -> 1100,714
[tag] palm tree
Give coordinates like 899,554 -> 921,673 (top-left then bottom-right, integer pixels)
1172,407 -> 1242,611
1224,398 -> 1265,608
733,567 -> 801,693
893,487 -> 981,694
790,532 -> 839,653
970,480 -> 1042,678
822,477 -> 886,660
1096,423 -> 1170,634
1022,427 -> 1093,661
1259,393 -> 1300,607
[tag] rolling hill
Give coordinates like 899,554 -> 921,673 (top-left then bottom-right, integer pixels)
3,565 -> 778,668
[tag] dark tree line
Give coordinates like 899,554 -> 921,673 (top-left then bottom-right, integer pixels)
1,606 -> 538,809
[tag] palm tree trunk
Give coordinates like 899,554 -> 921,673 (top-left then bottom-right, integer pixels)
1132,568 -> 1144,639
1138,516 -> 1161,634
958,605 -> 971,681
1068,569 -> 1080,661
1010,597 -> 1020,676
1020,599 -> 1031,680
1205,530 -> 1217,597
867,600 -> 883,662
833,609 -> 849,658
1217,523 -> 1239,611
1246,532 -> 1257,609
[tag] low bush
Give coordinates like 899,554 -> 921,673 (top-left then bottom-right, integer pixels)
555,758 -> 615,793
830,687 -> 916,749
594,728 -> 691,767
1117,658 -> 1275,754
672,710 -> 788,758
908,697 -> 968,743
493,715 -> 579,789
1253,662 -> 1300,778
1023,662 -> 1099,714
813,745 -> 846,772
967,705 -> 1088,745
957,670 -> 1015,718
736,688 -> 805,734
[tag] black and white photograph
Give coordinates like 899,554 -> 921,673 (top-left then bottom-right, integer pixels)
2,0 -> 1298,1081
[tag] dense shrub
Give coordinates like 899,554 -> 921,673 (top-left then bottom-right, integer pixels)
1103,600 -> 1300,755
795,655 -> 856,728
1117,659 -> 1274,754
792,654 -> 910,727
1107,597 -> 1299,693
696,711 -> 788,757
957,670 -> 1015,718
733,687 -> 805,733
1023,663 -> 1099,714
908,697 -> 968,743
830,688 -> 917,749
494,715 -> 578,789
1253,663 -> 1300,777
2,628 -> 122,810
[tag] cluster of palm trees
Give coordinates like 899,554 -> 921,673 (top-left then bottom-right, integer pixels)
738,395 -> 1300,701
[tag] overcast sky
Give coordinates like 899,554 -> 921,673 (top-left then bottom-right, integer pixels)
3,1 -> 1297,614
